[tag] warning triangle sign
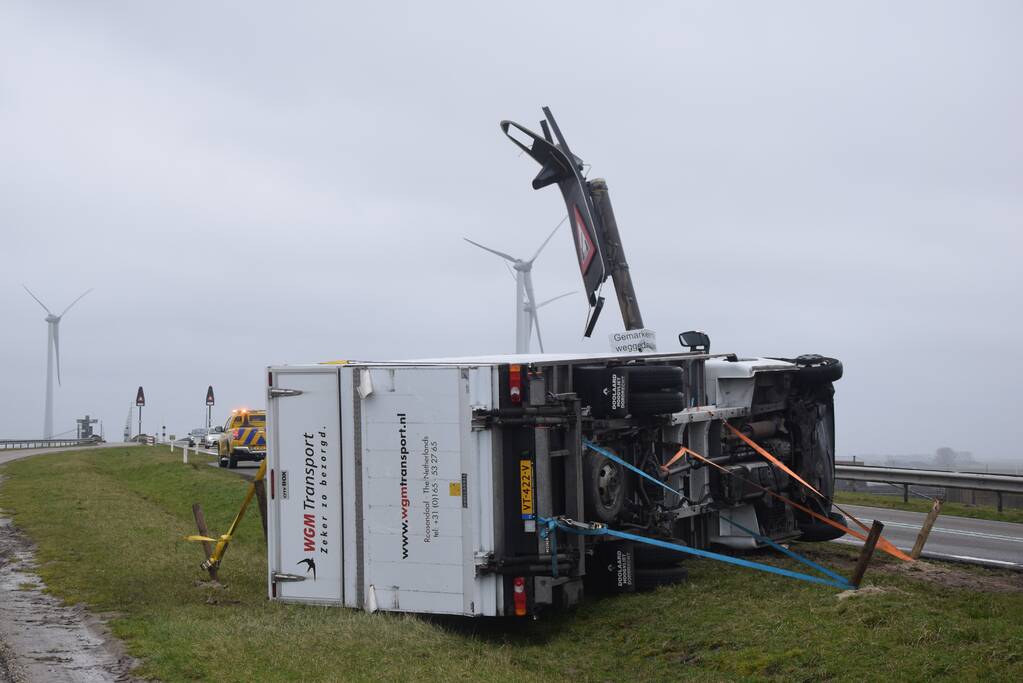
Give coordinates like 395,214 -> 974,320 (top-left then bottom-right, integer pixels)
206,385 -> 215,406
135,386 -> 146,407
573,205 -> 596,275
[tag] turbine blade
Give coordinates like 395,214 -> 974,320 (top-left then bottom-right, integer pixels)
536,291 -> 576,309
22,285 -> 53,315
60,288 -> 93,317
523,273 -> 544,353
528,214 -> 568,264
463,238 -> 518,263
52,322 -> 62,386
533,309 -> 544,353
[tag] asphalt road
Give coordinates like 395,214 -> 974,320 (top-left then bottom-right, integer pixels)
832,503 -> 1023,570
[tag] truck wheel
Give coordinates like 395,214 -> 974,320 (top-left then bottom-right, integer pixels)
624,366 -> 684,392
635,565 -> 688,591
228,454 -> 238,469
584,455 -> 629,523
798,512 -> 848,542
628,391 -> 685,416
792,355 -> 843,386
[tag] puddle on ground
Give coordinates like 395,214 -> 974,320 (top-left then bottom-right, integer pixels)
0,514 -> 139,682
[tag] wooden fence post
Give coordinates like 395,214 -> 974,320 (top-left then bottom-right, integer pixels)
910,498 -> 943,560
192,503 -> 219,581
254,478 -> 269,543
850,520 -> 885,588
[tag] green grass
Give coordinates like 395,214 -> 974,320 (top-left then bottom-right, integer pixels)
1,447 -> 1021,682
835,491 -> 1023,524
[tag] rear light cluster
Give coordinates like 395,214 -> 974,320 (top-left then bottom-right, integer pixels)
509,364 -> 523,404
233,429 -> 241,439
513,576 -> 527,616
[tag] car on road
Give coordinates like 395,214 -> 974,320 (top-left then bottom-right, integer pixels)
202,426 -> 224,449
187,428 -> 207,447
214,409 -> 266,469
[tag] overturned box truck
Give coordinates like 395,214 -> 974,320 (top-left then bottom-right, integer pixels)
266,109 -> 847,617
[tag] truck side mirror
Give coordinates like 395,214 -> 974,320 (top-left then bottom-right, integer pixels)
679,330 -> 710,353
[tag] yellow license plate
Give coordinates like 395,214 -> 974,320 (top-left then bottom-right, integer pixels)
519,459 -> 534,518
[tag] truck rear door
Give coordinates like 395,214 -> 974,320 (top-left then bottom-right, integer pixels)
267,365 -> 344,604
352,365 -> 497,616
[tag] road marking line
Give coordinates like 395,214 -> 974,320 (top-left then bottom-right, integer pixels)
858,519 -> 1023,543
936,554 -> 1020,566
831,539 -> 1023,569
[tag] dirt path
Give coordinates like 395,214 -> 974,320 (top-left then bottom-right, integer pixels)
0,445 -> 143,682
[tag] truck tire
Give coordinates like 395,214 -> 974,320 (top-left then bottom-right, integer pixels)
798,512 -> 847,542
624,366 -> 684,392
228,453 -> 238,469
792,355 -> 843,386
584,454 -> 629,523
628,391 -> 685,416
635,565 -> 688,591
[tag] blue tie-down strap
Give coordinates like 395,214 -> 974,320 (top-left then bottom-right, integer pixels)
579,441 -> 851,589
539,516 -> 852,590
717,513 -> 851,587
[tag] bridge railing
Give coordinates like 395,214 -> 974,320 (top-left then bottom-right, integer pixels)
0,437 -> 101,451
836,463 -> 1023,511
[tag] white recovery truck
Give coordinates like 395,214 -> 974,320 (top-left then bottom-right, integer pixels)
265,109 -> 845,616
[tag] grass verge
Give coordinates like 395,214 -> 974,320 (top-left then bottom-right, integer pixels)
1,447 -> 1021,682
835,491 -> 1023,524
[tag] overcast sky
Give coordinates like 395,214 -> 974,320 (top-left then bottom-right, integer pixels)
1,1 -> 1020,461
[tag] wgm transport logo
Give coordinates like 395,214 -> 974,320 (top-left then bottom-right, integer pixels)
297,557 -> 316,580
397,413 -> 410,559
298,430 -> 331,577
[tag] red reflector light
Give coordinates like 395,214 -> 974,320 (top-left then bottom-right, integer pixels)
233,429 -> 241,439
509,365 -> 522,405
513,576 -> 527,616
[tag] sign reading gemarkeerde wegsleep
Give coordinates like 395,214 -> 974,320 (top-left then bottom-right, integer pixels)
608,329 -> 657,353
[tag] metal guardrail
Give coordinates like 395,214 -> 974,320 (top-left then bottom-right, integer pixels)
836,464 -> 1023,495
0,438 -> 100,451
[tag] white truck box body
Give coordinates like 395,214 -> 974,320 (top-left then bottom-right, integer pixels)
267,363 -> 501,616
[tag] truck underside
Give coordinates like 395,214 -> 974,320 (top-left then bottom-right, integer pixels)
483,351 -> 844,614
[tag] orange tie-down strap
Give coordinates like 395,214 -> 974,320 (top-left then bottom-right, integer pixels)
721,422 -> 911,561
662,442 -> 913,563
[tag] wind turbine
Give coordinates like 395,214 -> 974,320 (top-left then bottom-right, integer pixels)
22,285 -> 92,439
465,220 -> 574,354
